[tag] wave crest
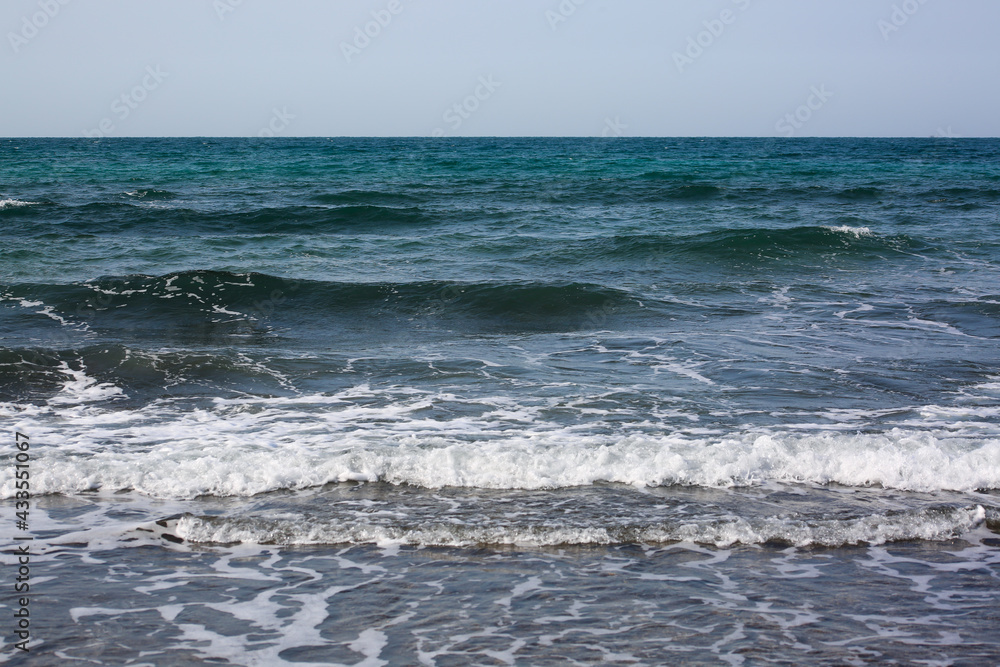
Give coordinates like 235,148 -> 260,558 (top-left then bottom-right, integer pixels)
155,505 -> 989,548
3,424 -> 998,500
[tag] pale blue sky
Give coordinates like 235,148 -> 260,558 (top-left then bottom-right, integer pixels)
2,0 -> 998,137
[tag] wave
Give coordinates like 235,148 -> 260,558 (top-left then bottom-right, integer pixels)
627,181 -> 723,200
921,187 -> 1000,201
833,187 -> 883,202
551,178 -> 898,205
310,190 -> 425,206
1,202 -> 435,233
2,414 -> 998,499
559,180 -> 1000,207
604,225 -> 928,262
123,189 -> 177,200
144,504 -> 990,548
2,271 -> 642,332
0,345 -> 295,403
824,225 -> 872,237
0,198 -> 38,209
685,225 -> 910,254
225,205 -> 431,232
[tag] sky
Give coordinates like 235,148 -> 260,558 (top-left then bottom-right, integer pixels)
2,0 -> 998,138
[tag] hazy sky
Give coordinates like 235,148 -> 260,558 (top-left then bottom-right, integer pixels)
2,0 -> 998,137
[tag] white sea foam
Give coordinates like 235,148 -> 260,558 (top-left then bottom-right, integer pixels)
47,362 -> 125,405
0,198 -> 37,209
3,359 -> 999,500
2,392 -> 999,499
825,225 -> 873,237
167,505 -> 987,549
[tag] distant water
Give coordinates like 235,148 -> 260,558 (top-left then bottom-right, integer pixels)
2,137 -> 999,665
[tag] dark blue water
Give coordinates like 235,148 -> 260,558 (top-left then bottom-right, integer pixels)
2,138 -> 999,664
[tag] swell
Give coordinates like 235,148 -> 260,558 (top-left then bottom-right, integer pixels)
544,181 -> 997,206
529,225 -> 937,268
1,202 -> 434,234
2,271 -> 644,332
920,187 -> 1000,201
0,344 -> 295,403
596,226 -> 934,262
310,190 -> 425,206
122,189 -> 178,200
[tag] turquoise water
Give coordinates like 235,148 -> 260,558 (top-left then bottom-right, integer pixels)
2,137 -> 999,664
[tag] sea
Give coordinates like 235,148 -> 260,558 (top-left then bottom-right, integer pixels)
1,137 -> 999,665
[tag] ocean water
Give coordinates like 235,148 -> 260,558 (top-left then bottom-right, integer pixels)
1,137 -> 999,665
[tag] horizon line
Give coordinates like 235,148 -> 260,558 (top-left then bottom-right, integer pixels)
2,135 -> 995,140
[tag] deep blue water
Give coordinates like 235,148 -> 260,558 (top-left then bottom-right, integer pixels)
1,138 -> 999,665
